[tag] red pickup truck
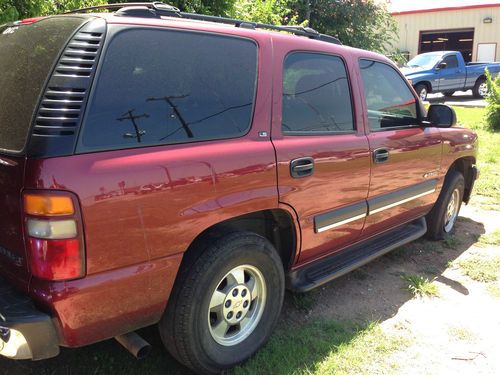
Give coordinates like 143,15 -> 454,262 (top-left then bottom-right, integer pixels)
0,3 -> 478,374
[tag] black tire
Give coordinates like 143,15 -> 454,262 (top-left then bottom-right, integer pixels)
472,78 -> 487,98
426,171 -> 464,240
443,91 -> 455,97
160,232 -> 285,374
414,83 -> 428,101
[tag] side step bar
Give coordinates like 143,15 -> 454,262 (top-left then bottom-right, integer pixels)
287,217 -> 427,292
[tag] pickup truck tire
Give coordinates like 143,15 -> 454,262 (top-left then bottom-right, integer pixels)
159,232 -> 285,374
426,171 -> 464,240
414,83 -> 428,101
443,91 -> 455,97
472,78 -> 488,98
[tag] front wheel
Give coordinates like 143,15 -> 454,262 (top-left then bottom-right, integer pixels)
426,171 -> 464,240
414,83 -> 428,101
160,232 -> 285,374
472,78 -> 488,98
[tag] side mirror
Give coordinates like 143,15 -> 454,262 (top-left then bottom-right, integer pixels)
436,62 -> 447,70
424,104 -> 457,128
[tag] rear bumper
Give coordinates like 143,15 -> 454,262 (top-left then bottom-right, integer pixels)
0,278 -> 59,360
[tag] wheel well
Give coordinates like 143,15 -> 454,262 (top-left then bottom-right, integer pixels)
415,81 -> 432,93
447,157 -> 476,203
179,209 -> 297,272
476,75 -> 486,84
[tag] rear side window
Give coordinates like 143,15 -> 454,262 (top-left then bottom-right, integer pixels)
0,17 -> 86,153
359,59 -> 418,130
78,29 -> 257,151
442,55 -> 459,69
282,52 -> 354,134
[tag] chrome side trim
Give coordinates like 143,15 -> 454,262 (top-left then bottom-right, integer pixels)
316,213 -> 367,233
369,189 -> 436,215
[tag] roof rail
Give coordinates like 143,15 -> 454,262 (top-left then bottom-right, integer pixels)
65,2 -> 342,45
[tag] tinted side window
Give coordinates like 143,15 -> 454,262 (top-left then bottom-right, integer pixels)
78,29 -> 257,151
443,55 -> 458,69
282,53 -> 354,134
359,59 -> 418,130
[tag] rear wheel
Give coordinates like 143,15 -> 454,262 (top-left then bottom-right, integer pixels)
472,78 -> 488,98
426,171 -> 464,240
160,232 -> 285,374
415,83 -> 428,101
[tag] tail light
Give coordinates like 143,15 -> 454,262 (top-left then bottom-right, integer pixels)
23,192 -> 85,281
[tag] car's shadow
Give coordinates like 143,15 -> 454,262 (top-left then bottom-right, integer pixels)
1,215 -> 485,375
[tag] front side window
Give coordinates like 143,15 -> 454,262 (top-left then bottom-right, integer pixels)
78,28 -> 257,151
282,52 -> 354,134
359,59 -> 418,130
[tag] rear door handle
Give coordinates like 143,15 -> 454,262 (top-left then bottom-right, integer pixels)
373,148 -> 390,164
290,157 -> 314,178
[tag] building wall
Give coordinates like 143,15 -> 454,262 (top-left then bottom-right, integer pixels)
394,6 -> 500,61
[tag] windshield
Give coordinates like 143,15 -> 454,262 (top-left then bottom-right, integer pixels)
0,17 -> 85,153
407,54 -> 442,69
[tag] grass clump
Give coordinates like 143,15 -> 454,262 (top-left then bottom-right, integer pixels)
443,235 -> 462,249
448,326 -> 476,341
231,321 -> 410,375
487,283 -> 500,298
458,254 -> 500,282
478,229 -> 500,246
401,274 -> 440,297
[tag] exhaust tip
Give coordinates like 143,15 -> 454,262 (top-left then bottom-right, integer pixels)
115,332 -> 151,360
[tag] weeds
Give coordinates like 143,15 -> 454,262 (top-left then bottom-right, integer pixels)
401,274 -> 440,297
458,254 -> 500,282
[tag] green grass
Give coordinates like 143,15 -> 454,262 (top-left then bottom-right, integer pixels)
447,326 -> 476,341
401,275 -> 440,297
443,235 -> 462,249
458,254 -> 500,282
478,229 -> 500,246
290,291 -> 317,313
453,107 -> 500,202
487,283 -> 500,298
231,321 -> 411,375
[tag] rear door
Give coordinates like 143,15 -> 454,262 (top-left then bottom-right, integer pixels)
0,17 -> 88,290
271,40 -> 371,265
357,59 -> 442,238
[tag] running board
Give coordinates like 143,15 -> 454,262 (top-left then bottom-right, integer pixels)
287,217 -> 427,292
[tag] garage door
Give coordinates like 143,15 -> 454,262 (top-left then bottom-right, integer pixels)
419,29 -> 474,63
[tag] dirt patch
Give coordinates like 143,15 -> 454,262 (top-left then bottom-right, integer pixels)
280,202 -> 500,374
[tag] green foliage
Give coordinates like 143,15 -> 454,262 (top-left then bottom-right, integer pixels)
485,68 -> 500,131
295,0 -> 398,53
230,0 -> 298,25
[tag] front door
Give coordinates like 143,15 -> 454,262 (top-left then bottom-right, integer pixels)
357,59 -> 442,238
438,54 -> 464,92
271,46 -> 371,264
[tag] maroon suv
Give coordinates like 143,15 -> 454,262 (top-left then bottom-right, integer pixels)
0,3 -> 478,374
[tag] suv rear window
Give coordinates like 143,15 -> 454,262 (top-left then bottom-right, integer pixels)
77,28 -> 258,152
0,17 -> 86,153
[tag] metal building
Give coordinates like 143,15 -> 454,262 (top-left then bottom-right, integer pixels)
389,0 -> 500,62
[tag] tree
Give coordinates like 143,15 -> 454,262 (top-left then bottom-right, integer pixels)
292,0 -> 397,53
230,0 -> 298,25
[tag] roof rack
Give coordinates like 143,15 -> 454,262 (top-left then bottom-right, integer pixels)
65,2 -> 342,45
